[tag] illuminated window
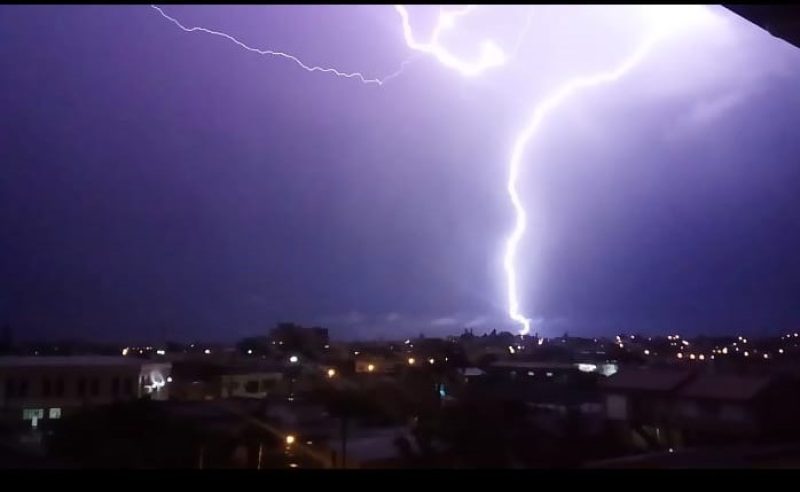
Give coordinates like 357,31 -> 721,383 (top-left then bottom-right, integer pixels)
49,408 -> 61,419
22,408 -> 44,420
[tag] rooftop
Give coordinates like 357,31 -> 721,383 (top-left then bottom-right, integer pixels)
679,373 -> 778,401
601,368 -> 693,392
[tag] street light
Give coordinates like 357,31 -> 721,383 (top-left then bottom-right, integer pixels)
327,368 -> 336,378
408,357 -> 416,365
285,435 -> 295,445
367,364 -> 375,372
289,355 -> 299,364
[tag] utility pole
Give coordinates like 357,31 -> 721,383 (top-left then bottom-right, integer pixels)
340,416 -> 348,469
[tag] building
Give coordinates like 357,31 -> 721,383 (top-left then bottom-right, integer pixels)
220,370 -> 284,399
675,373 -> 800,443
269,323 -> 329,355
0,356 -> 171,428
601,368 -> 800,450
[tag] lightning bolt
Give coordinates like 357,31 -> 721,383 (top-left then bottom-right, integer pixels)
394,5 -> 507,77
151,5 -> 410,86
152,5 -> 711,337
503,32 -> 665,336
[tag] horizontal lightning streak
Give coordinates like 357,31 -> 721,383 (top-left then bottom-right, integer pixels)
151,5 -> 411,86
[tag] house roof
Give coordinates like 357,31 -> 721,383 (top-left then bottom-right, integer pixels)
601,368 -> 692,392
679,374 -> 777,401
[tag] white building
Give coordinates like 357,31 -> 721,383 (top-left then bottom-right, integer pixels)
220,371 -> 283,399
0,356 -> 171,427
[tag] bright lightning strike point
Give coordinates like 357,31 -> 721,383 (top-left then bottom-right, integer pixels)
394,5 -> 508,77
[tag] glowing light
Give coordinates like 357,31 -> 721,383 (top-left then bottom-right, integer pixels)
289,355 -> 299,363
151,5 -> 409,86
676,353 -> 683,359
508,346 -> 516,354
285,435 -> 295,445
763,353 -> 769,359
150,371 -> 166,390
744,351 -> 749,357
247,349 -> 253,355
204,349 -> 211,355
408,357 -> 416,365
779,349 -> 784,354
156,349 -> 166,355
367,363 -> 375,372
394,5 -> 509,77
121,347 -> 129,356
327,368 -> 336,378
503,30 -> 664,335
502,6 -> 716,335
167,376 -> 173,383
643,349 -> 650,355
152,5 -> 717,337
689,354 -> 696,360
698,354 -> 705,361
428,358 -> 435,364
577,363 -> 597,373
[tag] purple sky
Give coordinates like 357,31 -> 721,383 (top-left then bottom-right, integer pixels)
1,6 -> 799,342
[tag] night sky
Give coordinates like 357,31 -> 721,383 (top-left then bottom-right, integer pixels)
2,5 -> 799,342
